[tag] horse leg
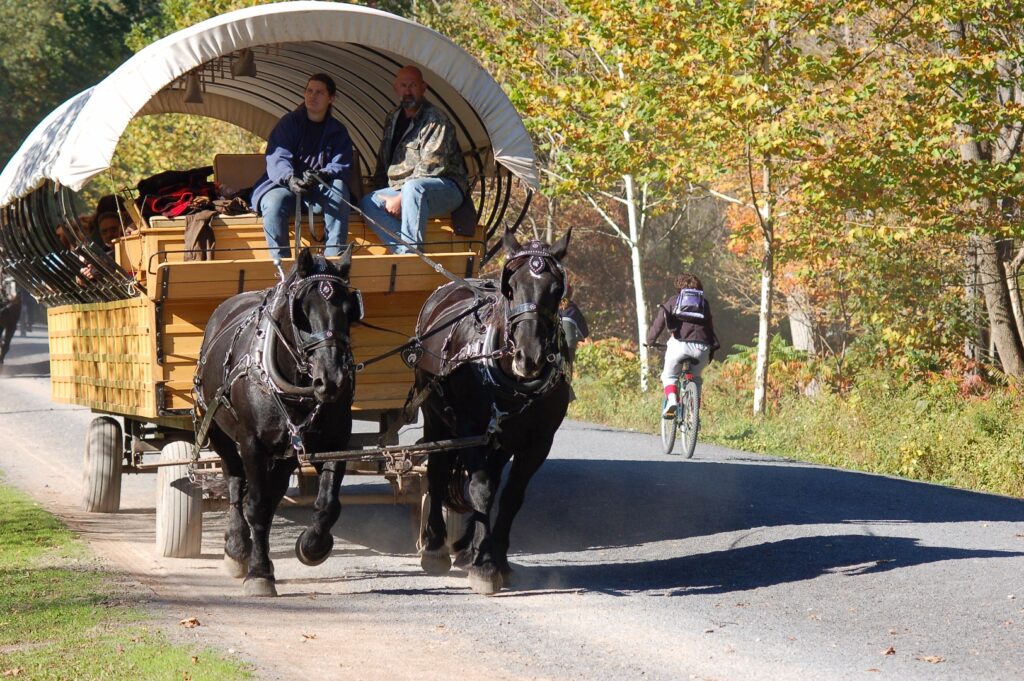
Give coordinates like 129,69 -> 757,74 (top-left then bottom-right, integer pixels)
241,447 -> 296,597
420,447 -> 454,574
209,428 -> 250,578
464,454 -> 505,595
0,323 -> 11,364
295,460 -> 347,566
491,441 -> 551,585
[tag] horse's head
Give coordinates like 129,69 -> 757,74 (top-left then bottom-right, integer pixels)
280,247 -> 363,403
500,229 -> 571,379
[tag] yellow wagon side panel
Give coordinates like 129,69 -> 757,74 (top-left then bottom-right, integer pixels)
48,297 -> 158,418
155,262 -> 472,413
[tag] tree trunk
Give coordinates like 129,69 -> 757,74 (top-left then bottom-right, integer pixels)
1004,244 -> 1024,343
973,233 -> 1024,376
785,288 -> 816,354
752,229 -> 774,414
624,173 -> 650,390
963,238 -> 984,367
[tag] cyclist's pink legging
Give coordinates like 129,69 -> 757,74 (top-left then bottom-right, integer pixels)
661,339 -> 711,388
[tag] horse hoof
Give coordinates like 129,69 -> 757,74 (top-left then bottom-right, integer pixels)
467,568 -> 503,595
223,553 -> 247,578
295,531 -> 333,567
420,548 -> 452,574
242,577 -> 277,597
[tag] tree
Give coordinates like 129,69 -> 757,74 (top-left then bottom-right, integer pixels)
424,0 -> 724,390
0,0 -> 160,166
803,3 -> 1024,378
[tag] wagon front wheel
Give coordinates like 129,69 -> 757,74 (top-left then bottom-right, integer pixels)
155,441 -> 202,558
82,416 -> 123,512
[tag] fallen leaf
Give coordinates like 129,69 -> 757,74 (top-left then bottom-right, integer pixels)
882,647 -> 896,656
116,645 -> 124,654
179,617 -> 201,628
190,656 -> 199,665
866,669 -> 880,673
2,669 -> 23,677
916,655 -> 944,664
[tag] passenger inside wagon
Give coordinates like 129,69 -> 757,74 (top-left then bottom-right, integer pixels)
250,73 -> 354,261
360,66 -> 476,253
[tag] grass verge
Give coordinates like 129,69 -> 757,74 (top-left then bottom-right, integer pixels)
569,339 -> 1024,498
0,483 -> 251,680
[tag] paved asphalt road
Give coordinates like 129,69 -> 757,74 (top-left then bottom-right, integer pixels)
1,329 -> 1023,680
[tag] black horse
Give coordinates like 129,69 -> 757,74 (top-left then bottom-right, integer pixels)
194,248 -> 363,597
414,229 -> 572,594
0,291 -> 21,365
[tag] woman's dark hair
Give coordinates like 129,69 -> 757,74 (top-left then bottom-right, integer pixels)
308,73 -> 337,97
674,273 -> 703,291
94,194 -> 126,218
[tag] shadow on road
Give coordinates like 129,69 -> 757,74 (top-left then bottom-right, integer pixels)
502,533 -> 1024,596
327,459 -> 1024,554
310,457 -> 1024,594
0,360 -> 51,377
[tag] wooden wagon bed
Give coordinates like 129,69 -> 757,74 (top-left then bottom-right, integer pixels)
48,212 -> 484,422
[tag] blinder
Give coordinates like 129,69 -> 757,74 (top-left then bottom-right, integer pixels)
282,269 -> 362,368
499,240 -> 566,300
499,241 -> 567,362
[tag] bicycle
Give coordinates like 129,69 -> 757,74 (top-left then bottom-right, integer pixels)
649,344 -> 700,458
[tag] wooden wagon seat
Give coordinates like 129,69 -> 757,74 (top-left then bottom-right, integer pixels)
213,152 -> 367,203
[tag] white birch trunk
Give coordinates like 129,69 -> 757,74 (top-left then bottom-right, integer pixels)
752,159 -> 774,416
624,173 -> 650,391
752,231 -> 774,415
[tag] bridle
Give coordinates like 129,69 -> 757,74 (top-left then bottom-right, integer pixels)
265,268 -> 363,384
500,243 -> 566,364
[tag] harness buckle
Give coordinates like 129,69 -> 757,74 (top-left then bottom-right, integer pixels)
292,434 -> 308,464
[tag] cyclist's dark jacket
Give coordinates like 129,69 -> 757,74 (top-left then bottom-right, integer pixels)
646,294 -> 720,350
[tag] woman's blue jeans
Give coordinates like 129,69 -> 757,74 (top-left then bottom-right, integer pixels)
358,177 -> 463,254
259,178 -> 350,260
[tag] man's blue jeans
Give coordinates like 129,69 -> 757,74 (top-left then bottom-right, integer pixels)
358,177 -> 463,254
259,178 -> 350,260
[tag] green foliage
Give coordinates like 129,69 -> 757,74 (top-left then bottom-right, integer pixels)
0,0 -> 160,165
0,483 -> 251,679
701,366 -> 1024,498
573,337 -> 642,390
97,114 -> 264,206
571,349 -> 1024,498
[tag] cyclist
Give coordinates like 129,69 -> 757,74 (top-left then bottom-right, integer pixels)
646,273 -> 720,418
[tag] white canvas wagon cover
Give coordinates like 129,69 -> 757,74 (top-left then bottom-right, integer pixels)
0,0 -> 539,208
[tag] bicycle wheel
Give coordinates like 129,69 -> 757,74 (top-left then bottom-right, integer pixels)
660,402 -> 678,455
680,381 -> 700,459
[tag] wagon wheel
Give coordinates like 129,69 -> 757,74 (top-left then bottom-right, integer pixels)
155,441 -> 202,558
82,416 -> 123,512
410,476 -> 469,555
443,506 -> 470,556
413,485 -> 429,553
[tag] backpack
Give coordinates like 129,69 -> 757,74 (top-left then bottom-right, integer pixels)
671,288 -> 705,320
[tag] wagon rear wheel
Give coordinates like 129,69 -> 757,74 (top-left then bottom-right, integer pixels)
82,416 -> 123,512
155,441 -> 202,558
